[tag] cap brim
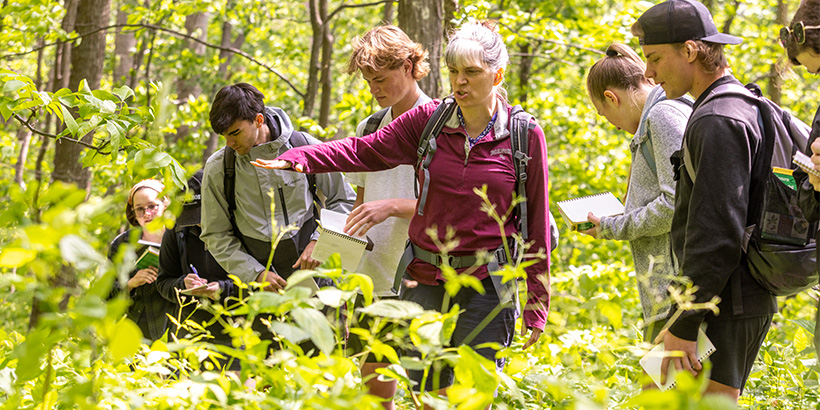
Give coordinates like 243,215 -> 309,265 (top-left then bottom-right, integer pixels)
701,32 -> 743,45
177,206 -> 201,227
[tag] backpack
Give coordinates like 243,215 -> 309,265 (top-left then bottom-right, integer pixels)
638,86 -> 694,177
682,82 -> 817,296
412,97 -> 559,251
223,130 -> 318,249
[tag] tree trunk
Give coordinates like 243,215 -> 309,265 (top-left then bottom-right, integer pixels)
768,0 -> 788,106
216,20 -> 246,81
52,0 -> 111,189
172,12 -> 211,144
112,7 -> 135,85
398,0 -> 446,99
14,127 -> 31,188
177,12 -> 209,101
318,0 -> 333,128
382,0 -> 394,23
517,43 -> 534,107
204,19 -> 246,165
304,0 -> 325,119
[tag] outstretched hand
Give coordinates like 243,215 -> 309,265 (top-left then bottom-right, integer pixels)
251,159 -> 303,172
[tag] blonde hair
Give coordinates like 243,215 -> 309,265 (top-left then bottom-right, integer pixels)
345,25 -> 430,80
587,43 -> 653,103
444,21 -> 509,99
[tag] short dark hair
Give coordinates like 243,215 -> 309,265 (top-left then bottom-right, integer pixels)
209,83 -> 265,135
786,0 -> 820,65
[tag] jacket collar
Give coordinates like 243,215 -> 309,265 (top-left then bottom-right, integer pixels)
442,96 -> 512,141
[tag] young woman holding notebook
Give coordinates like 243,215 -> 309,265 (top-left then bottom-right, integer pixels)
582,43 -> 692,345
107,179 -> 173,341
252,21 -> 550,407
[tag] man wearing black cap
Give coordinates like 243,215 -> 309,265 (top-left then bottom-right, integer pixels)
155,170 -> 241,371
632,0 -> 776,400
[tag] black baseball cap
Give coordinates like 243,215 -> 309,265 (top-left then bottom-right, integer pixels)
636,0 -> 742,46
177,169 -> 203,227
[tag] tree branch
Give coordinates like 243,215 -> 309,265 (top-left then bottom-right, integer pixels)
328,0 -> 393,21
12,113 -> 101,150
2,23 -> 305,99
500,21 -> 605,56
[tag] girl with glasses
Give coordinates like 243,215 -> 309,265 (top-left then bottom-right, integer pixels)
107,179 -> 173,341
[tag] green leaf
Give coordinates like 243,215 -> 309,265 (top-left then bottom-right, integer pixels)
357,299 -> 425,320
0,99 -> 12,121
0,247 -> 37,268
267,321 -> 310,344
370,340 -> 400,364
112,86 -> 135,101
291,307 -> 335,355
109,319 -> 143,361
59,234 -> 104,270
2,79 -> 26,93
59,104 -> 79,135
599,300 -> 623,328
794,326 -> 809,353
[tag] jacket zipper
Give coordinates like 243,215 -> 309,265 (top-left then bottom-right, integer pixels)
278,187 -> 289,226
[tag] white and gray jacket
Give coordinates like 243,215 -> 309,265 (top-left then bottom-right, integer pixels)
598,86 -> 692,324
201,107 -> 355,282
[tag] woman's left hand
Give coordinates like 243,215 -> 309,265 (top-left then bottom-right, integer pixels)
522,326 -> 543,349
579,212 -> 601,238
251,159 -> 303,172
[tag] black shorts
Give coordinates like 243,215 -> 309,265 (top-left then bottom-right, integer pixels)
346,294 -> 401,363
705,314 -> 773,391
400,275 -> 517,392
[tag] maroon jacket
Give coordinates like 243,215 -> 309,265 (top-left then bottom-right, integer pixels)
278,99 -> 551,330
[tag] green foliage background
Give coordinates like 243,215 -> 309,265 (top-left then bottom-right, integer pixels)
0,0 -> 818,409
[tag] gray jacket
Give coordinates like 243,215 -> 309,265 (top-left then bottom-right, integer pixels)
201,107 -> 355,282
598,85 -> 692,324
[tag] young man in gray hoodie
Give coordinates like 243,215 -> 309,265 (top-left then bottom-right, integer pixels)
201,83 -> 355,292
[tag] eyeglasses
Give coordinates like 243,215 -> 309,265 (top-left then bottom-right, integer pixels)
134,203 -> 163,217
780,21 -> 820,46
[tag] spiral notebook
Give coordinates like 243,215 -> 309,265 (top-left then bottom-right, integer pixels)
639,327 -> 716,391
556,192 -> 625,231
311,209 -> 374,271
793,151 -> 820,178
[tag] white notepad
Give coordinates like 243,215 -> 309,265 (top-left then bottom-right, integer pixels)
639,327 -> 716,391
556,192 -> 625,231
311,209 -> 373,271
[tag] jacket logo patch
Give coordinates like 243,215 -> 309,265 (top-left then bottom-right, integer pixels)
491,148 -> 512,157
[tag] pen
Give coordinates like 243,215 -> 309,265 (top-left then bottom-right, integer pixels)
189,264 -> 199,276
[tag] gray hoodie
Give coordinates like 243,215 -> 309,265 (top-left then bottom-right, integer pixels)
598,85 -> 692,324
201,107 -> 355,282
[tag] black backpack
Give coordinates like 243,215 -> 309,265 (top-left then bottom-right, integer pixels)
683,83 -> 817,296
409,97 -> 558,250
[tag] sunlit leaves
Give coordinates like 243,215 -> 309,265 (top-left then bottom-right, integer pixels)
108,319 -> 143,361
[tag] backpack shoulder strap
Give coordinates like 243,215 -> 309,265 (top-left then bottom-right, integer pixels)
222,146 -> 249,250
362,108 -> 390,137
415,97 -> 457,216
175,224 -> 188,275
639,87 -> 694,177
288,130 -> 320,219
509,104 -> 533,241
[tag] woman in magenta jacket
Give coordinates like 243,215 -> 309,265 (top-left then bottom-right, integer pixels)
254,21 -> 550,399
